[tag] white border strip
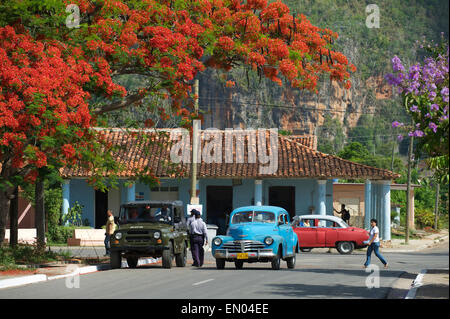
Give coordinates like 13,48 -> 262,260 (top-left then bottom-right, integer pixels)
405,269 -> 427,299
0,274 -> 47,289
0,258 -> 160,289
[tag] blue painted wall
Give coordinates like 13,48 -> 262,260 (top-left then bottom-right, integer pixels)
69,177 -> 333,227
69,179 -> 95,227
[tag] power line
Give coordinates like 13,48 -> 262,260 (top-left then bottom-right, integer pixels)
198,96 -> 410,118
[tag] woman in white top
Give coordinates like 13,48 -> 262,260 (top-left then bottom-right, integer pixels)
364,219 -> 388,268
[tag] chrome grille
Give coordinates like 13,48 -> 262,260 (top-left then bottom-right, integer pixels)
222,240 -> 265,253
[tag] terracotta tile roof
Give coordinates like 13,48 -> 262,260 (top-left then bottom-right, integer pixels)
286,135 -> 317,150
60,128 -> 400,180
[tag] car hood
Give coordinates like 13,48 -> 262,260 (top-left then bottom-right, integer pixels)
227,223 -> 277,239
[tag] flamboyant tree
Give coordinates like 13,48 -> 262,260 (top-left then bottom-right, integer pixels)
0,26 -> 121,243
0,0 -> 355,244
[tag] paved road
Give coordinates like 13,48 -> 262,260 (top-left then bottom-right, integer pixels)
1,242 -> 448,299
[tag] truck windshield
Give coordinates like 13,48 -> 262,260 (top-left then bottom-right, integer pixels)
231,211 -> 276,224
119,205 -> 173,224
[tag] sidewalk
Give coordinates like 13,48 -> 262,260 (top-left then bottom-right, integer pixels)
387,268 -> 449,299
381,229 -> 448,253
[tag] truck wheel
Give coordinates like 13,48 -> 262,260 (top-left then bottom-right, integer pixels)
300,248 -> 312,252
286,254 -> 296,269
271,247 -> 281,270
162,242 -> 174,269
110,251 -> 122,269
216,259 -> 225,269
175,243 -> 187,267
234,261 -> 244,269
126,256 -> 139,268
336,241 -> 354,255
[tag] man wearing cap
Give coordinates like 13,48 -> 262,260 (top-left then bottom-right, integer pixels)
189,209 -> 208,267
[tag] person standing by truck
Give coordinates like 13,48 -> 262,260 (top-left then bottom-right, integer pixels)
104,210 -> 116,256
189,210 -> 208,267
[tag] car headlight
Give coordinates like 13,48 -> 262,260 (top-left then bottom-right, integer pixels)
115,232 -> 122,240
213,237 -> 222,246
153,231 -> 161,239
264,237 -> 274,245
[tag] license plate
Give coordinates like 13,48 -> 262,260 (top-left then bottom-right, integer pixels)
237,253 -> 248,259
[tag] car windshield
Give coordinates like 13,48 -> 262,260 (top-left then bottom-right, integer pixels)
119,205 -> 173,224
231,211 -> 276,224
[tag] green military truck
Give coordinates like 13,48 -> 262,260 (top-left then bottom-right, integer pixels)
110,200 -> 189,269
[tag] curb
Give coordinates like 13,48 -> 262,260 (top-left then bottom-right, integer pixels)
0,257 -> 160,290
405,269 -> 427,299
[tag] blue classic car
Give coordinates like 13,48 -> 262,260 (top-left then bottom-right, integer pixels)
212,206 -> 299,270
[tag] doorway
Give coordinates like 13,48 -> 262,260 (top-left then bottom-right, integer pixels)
95,190 -> 108,229
206,186 -> 233,235
269,186 -> 295,221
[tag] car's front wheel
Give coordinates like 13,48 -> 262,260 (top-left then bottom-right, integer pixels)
286,254 -> 296,269
175,242 -> 187,267
162,242 -> 174,268
300,248 -> 312,253
336,241 -> 354,255
216,259 -> 225,269
271,247 -> 282,270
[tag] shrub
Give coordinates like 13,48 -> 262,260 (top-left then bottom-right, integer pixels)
415,207 -> 435,228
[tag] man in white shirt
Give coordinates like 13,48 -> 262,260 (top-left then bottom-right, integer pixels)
190,210 -> 208,267
364,219 -> 388,268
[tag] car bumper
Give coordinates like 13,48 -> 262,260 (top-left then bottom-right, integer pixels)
111,245 -> 169,253
214,249 -> 276,260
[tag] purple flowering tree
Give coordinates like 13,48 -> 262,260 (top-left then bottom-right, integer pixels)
385,37 -> 449,182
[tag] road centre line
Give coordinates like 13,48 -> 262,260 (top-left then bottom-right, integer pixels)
193,278 -> 215,286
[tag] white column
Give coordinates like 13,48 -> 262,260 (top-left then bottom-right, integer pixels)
317,180 -> 327,216
254,180 -> 263,206
381,180 -> 391,241
62,180 -> 70,224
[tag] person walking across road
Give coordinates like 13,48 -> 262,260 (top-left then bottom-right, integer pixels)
189,210 -> 208,267
104,210 -> 116,256
363,219 -> 388,268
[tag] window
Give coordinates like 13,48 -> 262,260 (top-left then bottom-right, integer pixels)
231,211 -> 276,224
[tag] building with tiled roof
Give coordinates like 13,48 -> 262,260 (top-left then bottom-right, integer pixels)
61,128 -> 398,240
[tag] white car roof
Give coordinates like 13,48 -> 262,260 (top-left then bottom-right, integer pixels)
295,214 -> 347,226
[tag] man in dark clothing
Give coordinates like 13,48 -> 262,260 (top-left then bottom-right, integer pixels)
334,204 -> 351,225
189,210 -> 208,267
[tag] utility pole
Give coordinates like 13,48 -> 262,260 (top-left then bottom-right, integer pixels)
434,178 -> 440,230
190,79 -> 200,205
405,132 -> 413,244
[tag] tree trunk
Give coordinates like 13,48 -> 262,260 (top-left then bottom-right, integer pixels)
35,178 -> 46,251
0,187 -> 14,247
9,187 -> 19,248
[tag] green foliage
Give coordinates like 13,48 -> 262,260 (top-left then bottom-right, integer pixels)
46,226 -> 76,244
317,114 -> 345,155
415,207 -> 436,228
62,201 -> 84,227
0,244 -> 67,269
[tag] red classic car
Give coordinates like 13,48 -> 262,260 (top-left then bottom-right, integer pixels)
292,215 -> 369,254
